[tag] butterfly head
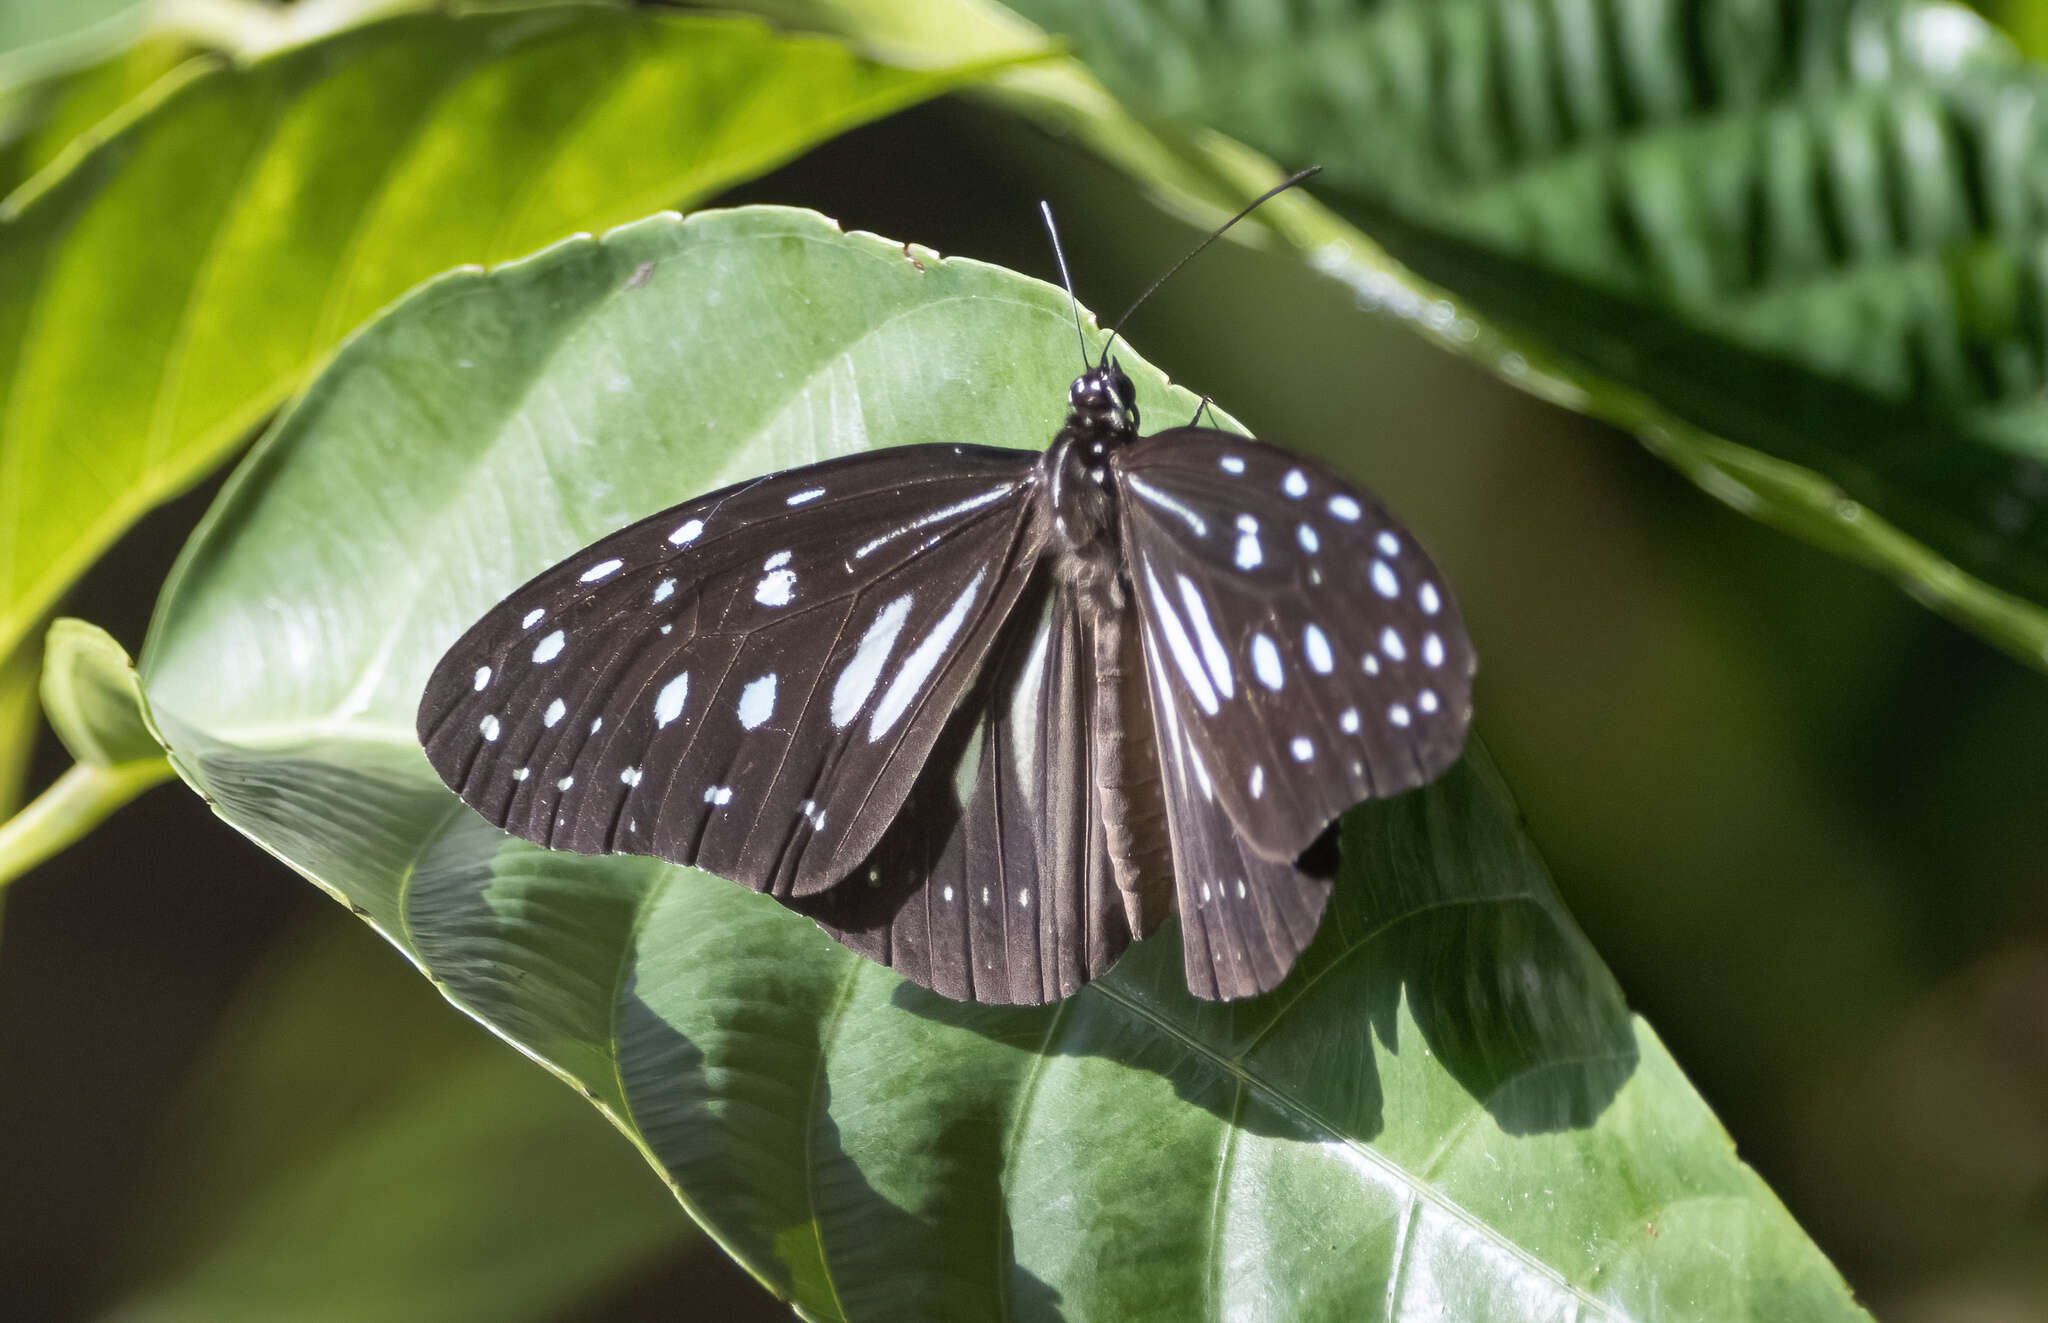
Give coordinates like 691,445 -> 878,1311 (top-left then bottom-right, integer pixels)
1063,361 -> 1140,458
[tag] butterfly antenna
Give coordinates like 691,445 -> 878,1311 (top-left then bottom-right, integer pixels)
1100,166 -> 1322,367
1039,201 -> 1091,372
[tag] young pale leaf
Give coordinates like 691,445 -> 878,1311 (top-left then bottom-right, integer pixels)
0,619 -> 170,891
133,206 -> 1867,1320
40,616 -> 158,767
0,4 -> 1018,696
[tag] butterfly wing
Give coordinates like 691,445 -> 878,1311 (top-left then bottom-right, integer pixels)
792,567 -> 1139,1004
1146,633 -> 1339,1000
418,444 -> 1044,897
1114,428 -> 1475,864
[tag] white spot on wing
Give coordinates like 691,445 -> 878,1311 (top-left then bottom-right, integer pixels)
543,698 -> 566,727
1362,653 -> 1382,676
1418,582 -> 1441,614
1381,627 -> 1407,662
589,717 -> 603,734
654,672 -> 689,727
580,558 -> 623,583
1340,708 -> 1360,733
786,488 -> 825,505
1282,469 -> 1308,498
704,785 -> 733,805
1376,531 -> 1401,557
473,666 -> 492,691
522,608 -> 545,629
1251,633 -> 1284,690
942,886 -> 954,903
1233,514 -> 1263,570
852,485 -> 1011,559
1418,689 -> 1440,714
755,565 -> 797,606
1388,703 -> 1412,728
737,673 -> 778,729
652,578 -> 675,604
556,775 -> 575,791
511,767 -> 529,781
1297,523 -> 1320,553
1126,475 -> 1208,536
1176,574 -> 1234,699
1423,632 -> 1445,668
1303,624 -> 1334,673
532,630 -> 565,664
869,568 -> 987,741
1372,561 -> 1399,597
1144,567 -> 1218,715
669,518 -> 704,545
1249,765 -> 1265,798
1219,454 -> 1246,474
1290,736 -> 1314,761
478,714 -> 500,741
832,594 -> 914,727
620,767 -> 643,786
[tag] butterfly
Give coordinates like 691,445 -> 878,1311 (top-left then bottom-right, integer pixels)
417,177 -> 1474,1005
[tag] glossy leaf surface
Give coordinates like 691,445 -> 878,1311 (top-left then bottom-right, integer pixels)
0,3 -> 1005,688
126,206 -> 1866,1319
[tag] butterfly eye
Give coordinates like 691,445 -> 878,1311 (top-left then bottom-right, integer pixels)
1111,365 -> 1136,411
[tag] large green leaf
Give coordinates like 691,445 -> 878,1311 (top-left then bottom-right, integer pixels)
0,5 -> 488,198
0,2 -> 1014,707
123,205 -> 1866,1319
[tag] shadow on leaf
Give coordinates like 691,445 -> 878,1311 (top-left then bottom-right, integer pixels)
891,745 -> 1637,1143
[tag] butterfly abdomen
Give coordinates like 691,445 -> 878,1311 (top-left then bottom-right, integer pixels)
1092,599 -> 1174,937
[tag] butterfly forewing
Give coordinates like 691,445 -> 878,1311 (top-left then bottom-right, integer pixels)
1114,428 -> 1475,863
791,568 -> 1140,1004
418,445 -> 1045,895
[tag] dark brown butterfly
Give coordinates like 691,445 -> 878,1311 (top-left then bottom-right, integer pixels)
418,175 -> 1474,1004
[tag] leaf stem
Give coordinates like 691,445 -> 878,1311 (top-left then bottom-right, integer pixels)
0,756 -> 173,893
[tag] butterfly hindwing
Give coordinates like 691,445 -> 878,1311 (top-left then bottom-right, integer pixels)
793,567 -> 1139,1004
418,445 -> 1045,896
1146,630 -> 1337,1000
1115,427 -> 1476,864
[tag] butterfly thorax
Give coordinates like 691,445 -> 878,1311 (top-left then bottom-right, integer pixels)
1042,364 -> 1139,559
